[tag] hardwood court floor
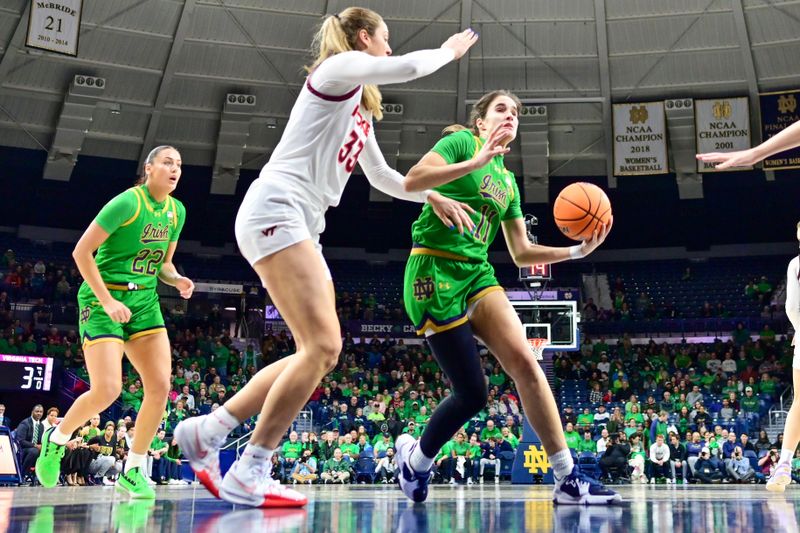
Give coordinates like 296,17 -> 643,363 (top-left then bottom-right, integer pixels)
2,483 -> 799,532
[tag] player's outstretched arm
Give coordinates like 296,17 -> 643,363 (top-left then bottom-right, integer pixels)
404,123 -> 511,192
501,216 -> 612,267
697,120 -> 800,170
313,29 -> 477,93
358,131 -> 475,234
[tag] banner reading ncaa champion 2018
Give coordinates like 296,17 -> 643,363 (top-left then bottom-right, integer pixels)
760,89 -> 800,171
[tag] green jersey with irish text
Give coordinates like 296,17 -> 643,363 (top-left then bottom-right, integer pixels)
410,129 -> 522,262
93,185 -> 185,289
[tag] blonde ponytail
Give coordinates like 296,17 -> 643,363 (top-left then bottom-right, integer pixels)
306,8 -> 384,121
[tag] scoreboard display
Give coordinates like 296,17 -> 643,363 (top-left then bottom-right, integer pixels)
0,355 -> 54,392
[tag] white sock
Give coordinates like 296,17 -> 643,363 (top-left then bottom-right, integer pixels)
240,443 -> 274,467
409,442 -> 434,473
203,406 -> 239,439
550,448 -> 574,480
780,448 -> 794,465
49,428 -> 71,446
125,452 -> 147,473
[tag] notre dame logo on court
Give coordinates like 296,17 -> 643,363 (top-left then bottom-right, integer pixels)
712,100 -> 732,120
778,94 -> 797,115
79,305 -> 92,324
523,444 -> 551,474
629,105 -> 648,124
412,277 -> 435,301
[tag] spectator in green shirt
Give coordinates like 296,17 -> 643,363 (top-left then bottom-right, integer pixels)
489,367 -> 507,389
339,433 -> 360,462
121,384 -> 143,415
500,427 -> 519,450
212,339 -> 230,379
480,420 -> 503,442
576,407 -> 594,431
564,422 -> 581,451
373,433 -> 394,458
281,431 -> 304,467
578,431 -> 596,454
740,387 -> 760,414
321,448 -> 351,484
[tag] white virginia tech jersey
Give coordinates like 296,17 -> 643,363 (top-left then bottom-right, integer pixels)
258,48 -> 455,211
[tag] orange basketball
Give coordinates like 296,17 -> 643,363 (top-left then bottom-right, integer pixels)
553,182 -> 612,241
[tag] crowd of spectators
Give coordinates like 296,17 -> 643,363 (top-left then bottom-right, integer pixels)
1,246 -> 794,487
554,333 -> 793,484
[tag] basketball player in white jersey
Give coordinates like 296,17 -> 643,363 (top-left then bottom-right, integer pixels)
765,222 -> 800,492
698,122 -> 800,491
175,7 -> 478,507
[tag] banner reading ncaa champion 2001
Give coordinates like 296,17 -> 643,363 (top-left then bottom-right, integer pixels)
695,97 -> 751,173
26,0 -> 83,57
613,102 -> 668,176
760,89 -> 800,170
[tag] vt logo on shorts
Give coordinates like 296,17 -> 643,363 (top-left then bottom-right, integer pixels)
261,226 -> 277,238
412,277 -> 435,301
80,306 -> 92,324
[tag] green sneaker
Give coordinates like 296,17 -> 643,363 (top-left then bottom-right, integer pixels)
35,428 -> 65,488
116,467 -> 156,499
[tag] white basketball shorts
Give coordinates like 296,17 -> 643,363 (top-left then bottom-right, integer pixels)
235,176 -> 332,281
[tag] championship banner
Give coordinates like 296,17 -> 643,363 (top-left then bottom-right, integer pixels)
26,1 -> 83,57
760,89 -> 800,170
613,102 -> 668,176
695,97 -> 752,173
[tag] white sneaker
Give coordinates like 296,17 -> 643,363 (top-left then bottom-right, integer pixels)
650,478 -> 655,485
494,476 -> 500,485
146,477 -> 157,486
394,434 -> 433,503
220,459 -> 307,508
175,415 -> 226,499
479,478 -> 484,485
102,477 -> 115,486
553,466 -> 622,506
467,478 -> 474,485
767,461 -> 792,493
449,478 -> 456,485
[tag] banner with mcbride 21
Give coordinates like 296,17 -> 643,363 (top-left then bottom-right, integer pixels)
760,89 -> 800,170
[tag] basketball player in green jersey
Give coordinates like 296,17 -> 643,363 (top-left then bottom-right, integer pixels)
36,146 -> 194,499
395,90 -> 620,505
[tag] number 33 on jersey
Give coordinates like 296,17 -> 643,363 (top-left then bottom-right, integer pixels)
338,104 -> 372,173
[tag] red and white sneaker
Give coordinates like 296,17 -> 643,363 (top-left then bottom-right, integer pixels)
174,416 -> 226,498
220,459 -> 307,508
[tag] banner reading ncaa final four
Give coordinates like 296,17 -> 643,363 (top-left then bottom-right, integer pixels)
760,89 -> 800,170
613,102 -> 669,176
26,0 -> 83,57
695,97 -> 752,173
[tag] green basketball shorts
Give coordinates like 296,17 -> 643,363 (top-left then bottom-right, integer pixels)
403,247 -> 503,336
77,281 -> 166,348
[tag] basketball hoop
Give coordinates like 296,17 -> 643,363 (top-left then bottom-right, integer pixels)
527,338 -> 547,361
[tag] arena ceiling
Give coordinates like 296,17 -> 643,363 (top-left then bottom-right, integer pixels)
0,0 -> 798,192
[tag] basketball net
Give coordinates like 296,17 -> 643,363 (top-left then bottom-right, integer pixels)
527,338 -> 547,361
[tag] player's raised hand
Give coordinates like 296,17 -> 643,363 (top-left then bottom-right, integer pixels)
175,276 -> 195,299
441,28 -> 478,60
696,148 -> 760,170
473,122 -> 512,169
102,298 -> 132,323
427,191 -> 476,235
579,217 -> 613,257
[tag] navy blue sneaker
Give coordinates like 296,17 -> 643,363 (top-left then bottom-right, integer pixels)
553,466 -> 622,505
395,434 -> 433,503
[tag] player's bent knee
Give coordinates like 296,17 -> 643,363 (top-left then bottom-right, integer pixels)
307,335 -> 342,373
504,352 -> 541,383
92,380 -> 122,406
142,376 -> 171,398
